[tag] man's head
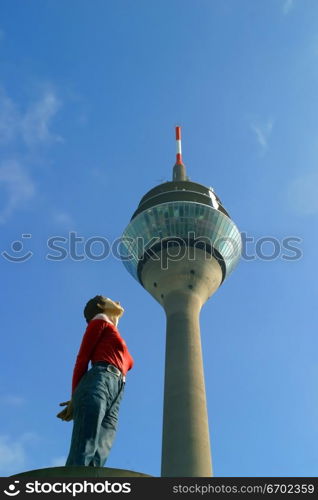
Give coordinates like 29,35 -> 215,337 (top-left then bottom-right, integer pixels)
84,295 -> 124,324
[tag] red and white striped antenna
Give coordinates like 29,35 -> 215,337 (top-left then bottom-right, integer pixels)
173,125 -> 187,181
175,126 -> 183,165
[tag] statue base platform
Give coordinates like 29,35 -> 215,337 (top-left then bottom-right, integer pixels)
12,466 -> 151,477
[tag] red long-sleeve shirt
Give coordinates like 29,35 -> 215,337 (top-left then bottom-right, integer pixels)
72,313 -> 134,394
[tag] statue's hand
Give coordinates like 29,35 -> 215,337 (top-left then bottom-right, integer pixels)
56,400 -> 73,421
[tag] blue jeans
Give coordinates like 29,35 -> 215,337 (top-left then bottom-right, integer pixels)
65,364 -> 125,467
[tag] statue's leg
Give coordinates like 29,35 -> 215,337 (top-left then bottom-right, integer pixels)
92,379 -> 125,467
65,367 -> 108,466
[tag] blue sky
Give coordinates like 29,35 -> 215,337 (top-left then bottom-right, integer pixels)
0,0 -> 318,477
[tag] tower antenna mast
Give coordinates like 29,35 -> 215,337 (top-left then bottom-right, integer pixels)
173,125 -> 187,181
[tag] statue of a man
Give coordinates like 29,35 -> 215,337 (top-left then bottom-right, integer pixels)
57,295 -> 134,467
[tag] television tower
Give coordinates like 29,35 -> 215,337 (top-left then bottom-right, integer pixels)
120,127 -> 241,477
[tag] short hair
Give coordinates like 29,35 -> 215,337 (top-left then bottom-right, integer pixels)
83,295 -> 109,323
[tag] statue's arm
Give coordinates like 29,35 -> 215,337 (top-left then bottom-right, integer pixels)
56,319 -> 109,422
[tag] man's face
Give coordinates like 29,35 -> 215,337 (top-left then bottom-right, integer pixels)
102,297 -> 124,317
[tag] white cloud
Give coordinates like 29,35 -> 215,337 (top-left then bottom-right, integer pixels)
0,395 -> 25,406
0,435 -> 26,473
50,456 -> 66,467
0,87 -> 62,147
21,91 -> 62,147
283,0 -> 294,15
0,160 -> 35,224
19,432 -> 38,443
91,167 -> 109,187
286,170 -> 318,215
0,433 -> 37,475
0,86 -> 63,223
0,89 -> 19,143
52,211 -> 74,227
250,119 -> 274,153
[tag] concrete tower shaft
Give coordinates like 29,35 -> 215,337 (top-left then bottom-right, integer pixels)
141,247 -> 222,476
